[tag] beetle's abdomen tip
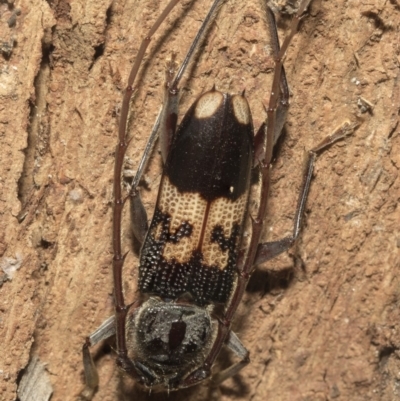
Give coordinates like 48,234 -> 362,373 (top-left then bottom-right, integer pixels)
231,95 -> 251,125
194,90 -> 251,127
194,91 -> 224,119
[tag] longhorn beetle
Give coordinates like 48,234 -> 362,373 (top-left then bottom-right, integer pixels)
79,0 -> 355,398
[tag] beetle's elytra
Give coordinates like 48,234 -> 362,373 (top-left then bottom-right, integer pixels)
78,0 -> 355,398
140,90 -> 253,306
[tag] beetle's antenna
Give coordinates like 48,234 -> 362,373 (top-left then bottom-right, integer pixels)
112,0 -> 181,374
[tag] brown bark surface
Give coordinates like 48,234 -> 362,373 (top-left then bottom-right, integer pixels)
1,0 -> 399,400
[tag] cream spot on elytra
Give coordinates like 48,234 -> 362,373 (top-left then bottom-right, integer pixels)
232,95 -> 250,125
194,91 -> 224,119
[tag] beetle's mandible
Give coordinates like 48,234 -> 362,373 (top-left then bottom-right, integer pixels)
78,0 -> 356,398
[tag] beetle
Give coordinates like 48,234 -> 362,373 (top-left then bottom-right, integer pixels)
78,0 -> 355,398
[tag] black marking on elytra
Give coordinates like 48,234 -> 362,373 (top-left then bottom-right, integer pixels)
165,91 -> 254,202
150,207 -> 193,244
139,209 -> 241,306
211,225 -> 237,252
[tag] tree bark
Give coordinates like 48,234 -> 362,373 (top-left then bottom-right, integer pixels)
1,0 -> 399,400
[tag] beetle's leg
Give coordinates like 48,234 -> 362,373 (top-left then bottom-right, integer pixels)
129,190 -> 149,245
160,0 -> 227,163
160,54 -> 180,163
78,316 -> 116,400
128,51 -> 182,243
211,330 -> 250,385
79,340 -> 99,401
112,0 -> 182,386
268,7 -> 290,145
254,6 -> 290,164
127,123 -> 155,244
178,2 -> 315,388
255,121 -> 357,265
129,0 -> 227,242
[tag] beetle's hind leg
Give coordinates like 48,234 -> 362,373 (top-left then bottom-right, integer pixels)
129,0 -> 227,244
159,0 -> 227,163
254,5 -> 290,164
266,5 -> 290,146
255,121 -> 358,266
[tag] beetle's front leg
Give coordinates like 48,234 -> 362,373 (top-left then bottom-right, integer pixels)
176,326 -> 250,388
77,316 -> 116,400
78,339 -> 99,401
211,330 -> 250,385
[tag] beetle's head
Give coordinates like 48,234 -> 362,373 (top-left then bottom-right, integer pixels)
125,297 -> 217,390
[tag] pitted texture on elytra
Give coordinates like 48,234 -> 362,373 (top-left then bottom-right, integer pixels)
157,177 -> 206,263
153,177 -> 248,269
202,193 -> 247,267
139,178 -> 245,305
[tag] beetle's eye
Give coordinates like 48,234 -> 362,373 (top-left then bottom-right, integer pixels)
169,321 -> 187,350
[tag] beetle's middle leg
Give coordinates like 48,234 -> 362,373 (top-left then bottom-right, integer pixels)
253,4 -> 357,265
255,121 -> 357,266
